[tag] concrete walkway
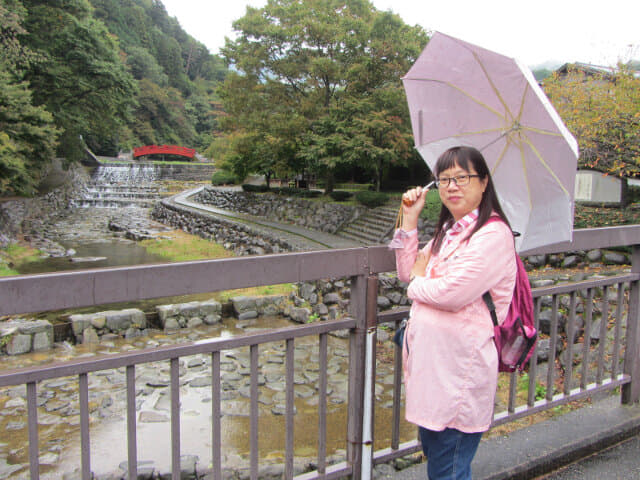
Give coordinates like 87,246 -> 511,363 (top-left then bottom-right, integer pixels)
381,394 -> 640,480
168,186 -> 364,250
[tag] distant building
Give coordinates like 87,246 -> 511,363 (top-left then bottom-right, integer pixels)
555,62 -> 640,80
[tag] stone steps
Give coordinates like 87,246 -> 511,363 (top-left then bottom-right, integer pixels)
337,204 -> 400,245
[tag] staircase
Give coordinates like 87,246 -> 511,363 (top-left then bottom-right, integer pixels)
336,204 -> 399,245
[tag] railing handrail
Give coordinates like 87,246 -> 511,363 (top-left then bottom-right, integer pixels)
4,225 -> 640,318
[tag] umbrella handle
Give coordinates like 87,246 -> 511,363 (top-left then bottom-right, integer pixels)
401,181 -> 435,206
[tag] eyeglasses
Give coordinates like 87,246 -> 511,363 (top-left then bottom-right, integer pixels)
435,174 -> 481,188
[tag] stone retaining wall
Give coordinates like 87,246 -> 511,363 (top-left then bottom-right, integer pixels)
0,163 -> 89,252
151,201 -> 295,255
195,187 -> 362,233
0,319 -> 54,355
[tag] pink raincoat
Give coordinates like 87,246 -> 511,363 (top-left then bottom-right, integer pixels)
395,215 -> 516,433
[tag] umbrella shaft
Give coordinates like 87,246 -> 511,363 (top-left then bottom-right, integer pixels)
402,181 -> 435,206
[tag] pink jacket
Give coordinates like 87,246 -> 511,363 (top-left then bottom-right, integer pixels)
395,216 -> 516,433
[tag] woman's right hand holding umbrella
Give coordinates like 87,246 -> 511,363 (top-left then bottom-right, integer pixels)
401,186 -> 427,231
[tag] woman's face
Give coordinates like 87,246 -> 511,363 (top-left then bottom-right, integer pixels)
437,162 -> 488,221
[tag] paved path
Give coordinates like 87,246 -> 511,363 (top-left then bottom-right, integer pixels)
169,187 -> 364,251
535,434 -> 640,479
382,394 -> 640,480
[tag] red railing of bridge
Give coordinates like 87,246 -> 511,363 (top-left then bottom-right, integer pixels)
133,145 -> 196,159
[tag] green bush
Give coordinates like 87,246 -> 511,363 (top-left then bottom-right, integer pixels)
211,171 -> 237,186
627,184 -> 640,204
329,190 -> 353,201
273,186 -> 300,196
241,184 -> 270,193
273,187 -> 322,198
355,191 -> 388,208
420,189 -> 443,223
297,189 -> 322,198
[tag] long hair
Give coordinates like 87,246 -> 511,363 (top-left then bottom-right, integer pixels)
430,146 -> 511,254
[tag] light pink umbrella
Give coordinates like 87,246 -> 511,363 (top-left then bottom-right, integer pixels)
403,32 -> 579,251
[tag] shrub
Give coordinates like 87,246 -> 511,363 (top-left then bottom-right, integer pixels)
273,187 -> 300,196
627,184 -> 640,204
273,187 -> 322,198
329,190 -> 353,201
297,189 -> 322,198
355,191 -> 388,208
241,184 -> 269,193
211,171 -> 237,186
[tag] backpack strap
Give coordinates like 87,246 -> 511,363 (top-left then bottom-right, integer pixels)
482,291 -> 499,327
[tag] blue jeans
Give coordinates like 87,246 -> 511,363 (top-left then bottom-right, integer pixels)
418,427 -> 482,480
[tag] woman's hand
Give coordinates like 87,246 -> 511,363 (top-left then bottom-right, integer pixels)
401,187 -> 427,231
410,250 -> 430,281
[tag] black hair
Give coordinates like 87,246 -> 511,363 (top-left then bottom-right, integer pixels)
430,146 -> 511,254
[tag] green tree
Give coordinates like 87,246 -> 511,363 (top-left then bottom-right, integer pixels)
19,0 -> 137,160
0,0 -> 58,196
544,64 -> 640,177
133,78 -> 196,146
218,0 -> 427,191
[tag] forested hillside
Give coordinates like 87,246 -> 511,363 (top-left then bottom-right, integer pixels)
0,0 -> 227,196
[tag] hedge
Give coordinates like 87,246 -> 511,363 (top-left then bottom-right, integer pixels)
329,190 -> 353,201
211,171 -> 237,186
355,191 -> 388,208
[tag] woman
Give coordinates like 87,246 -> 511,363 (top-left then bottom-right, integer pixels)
392,146 -> 516,480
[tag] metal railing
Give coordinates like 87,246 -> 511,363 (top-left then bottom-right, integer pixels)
1,225 -> 640,479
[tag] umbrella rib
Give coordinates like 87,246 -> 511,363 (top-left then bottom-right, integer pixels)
518,143 -> 534,211
521,125 -> 563,137
489,141 -> 510,176
516,85 -> 564,138
409,78 -> 506,120
521,134 -> 571,197
470,50 -> 516,124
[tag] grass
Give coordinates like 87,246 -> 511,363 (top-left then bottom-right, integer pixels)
139,229 -> 294,301
0,243 -> 41,276
139,230 -> 233,261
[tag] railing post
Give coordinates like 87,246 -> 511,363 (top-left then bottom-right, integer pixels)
360,275 -> 379,480
347,273 -> 368,479
622,245 -> 640,404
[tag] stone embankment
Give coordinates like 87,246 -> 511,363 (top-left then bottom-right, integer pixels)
152,200 -> 295,255
0,163 -> 90,255
194,187 -> 362,234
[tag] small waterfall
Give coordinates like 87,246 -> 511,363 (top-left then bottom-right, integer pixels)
75,164 -> 164,208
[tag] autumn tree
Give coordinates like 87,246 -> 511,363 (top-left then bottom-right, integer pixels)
217,0 -> 427,191
544,64 -> 640,178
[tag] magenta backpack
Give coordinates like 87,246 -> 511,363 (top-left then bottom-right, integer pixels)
482,220 -> 537,372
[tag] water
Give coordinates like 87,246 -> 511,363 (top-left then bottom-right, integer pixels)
15,240 -> 168,275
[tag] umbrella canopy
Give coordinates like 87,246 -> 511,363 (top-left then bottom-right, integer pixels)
403,32 -> 579,252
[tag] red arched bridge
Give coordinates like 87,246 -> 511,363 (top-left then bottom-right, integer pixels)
133,145 -> 196,160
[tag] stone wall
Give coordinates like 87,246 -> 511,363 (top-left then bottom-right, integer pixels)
152,201 -> 295,255
195,187 -> 362,234
0,319 -> 54,355
0,163 -> 90,252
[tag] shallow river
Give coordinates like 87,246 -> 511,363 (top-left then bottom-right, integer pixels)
0,315 -> 414,478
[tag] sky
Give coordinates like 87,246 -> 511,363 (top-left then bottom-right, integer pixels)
161,0 -> 639,69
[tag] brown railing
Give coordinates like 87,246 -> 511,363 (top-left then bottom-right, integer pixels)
1,226 -> 639,480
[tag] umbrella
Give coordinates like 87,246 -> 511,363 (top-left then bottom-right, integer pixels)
402,32 -> 579,252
